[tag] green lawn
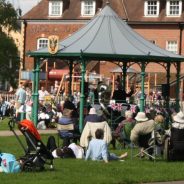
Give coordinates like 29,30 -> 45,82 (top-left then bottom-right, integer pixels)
0,117 -> 12,131
0,134 -> 184,184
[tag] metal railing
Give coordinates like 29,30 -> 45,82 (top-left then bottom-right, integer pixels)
0,92 -> 16,102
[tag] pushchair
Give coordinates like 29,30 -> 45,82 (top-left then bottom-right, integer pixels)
9,118 -> 54,171
164,127 -> 184,161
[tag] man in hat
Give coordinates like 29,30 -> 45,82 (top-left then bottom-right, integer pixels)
131,112 -> 164,158
130,112 -> 155,145
172,111 -> 184,129
84,107 -> 105,124
165,111 -> 184,160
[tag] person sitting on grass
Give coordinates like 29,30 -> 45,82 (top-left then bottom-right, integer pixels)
85,129 -> 128,163
47,136 -> 84,159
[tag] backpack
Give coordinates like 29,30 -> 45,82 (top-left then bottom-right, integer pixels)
0,153 -> 21,173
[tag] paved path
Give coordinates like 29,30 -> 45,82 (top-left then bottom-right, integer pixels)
0,129 -> 57,136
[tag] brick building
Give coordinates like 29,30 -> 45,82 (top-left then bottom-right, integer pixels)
21,0 -> 184,93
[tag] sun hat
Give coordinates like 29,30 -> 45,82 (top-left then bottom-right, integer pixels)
135,112 -> 148,122
173,111 -> 184,123
89,107 -> 97,115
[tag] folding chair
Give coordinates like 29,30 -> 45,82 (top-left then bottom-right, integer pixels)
57,123 -> 74,147
134,129 -> 163,161
57,123 -> 80,147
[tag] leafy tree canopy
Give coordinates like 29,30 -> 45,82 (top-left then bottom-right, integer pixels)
0,0 -> 19,31
0,0 -> 20,88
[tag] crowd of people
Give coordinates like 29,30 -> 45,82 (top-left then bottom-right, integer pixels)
0,80 -> 184,173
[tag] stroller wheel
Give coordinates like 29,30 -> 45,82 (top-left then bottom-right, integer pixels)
22,161 -> 34,172
22,159 -> 45,172
23,162 -> 45,172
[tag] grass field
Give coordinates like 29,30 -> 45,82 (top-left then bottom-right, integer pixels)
1,120 -> 184,184
0,117 -> 12,131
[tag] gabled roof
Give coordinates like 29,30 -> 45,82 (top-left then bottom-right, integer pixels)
28,4 -> 184,62
22,0 -> 184,22
22,0 -> 127,20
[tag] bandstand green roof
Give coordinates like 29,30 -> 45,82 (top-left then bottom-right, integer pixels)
28,3 -> 184,62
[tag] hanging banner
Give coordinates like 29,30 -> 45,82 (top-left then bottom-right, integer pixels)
48,35 -> 59,54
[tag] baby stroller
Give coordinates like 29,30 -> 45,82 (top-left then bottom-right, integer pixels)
164,127 -> 184,161
9,118 -> 54,171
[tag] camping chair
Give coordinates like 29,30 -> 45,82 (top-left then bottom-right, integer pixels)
57,123 -> 80,147
133,132 -> 154,160
134,129 -> 163,161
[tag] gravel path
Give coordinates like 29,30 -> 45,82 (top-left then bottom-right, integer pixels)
0,129 -> 57,136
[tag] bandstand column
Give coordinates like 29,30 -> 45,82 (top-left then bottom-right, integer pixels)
140,62 -> 146,112
176,62 -> 181,112
122,62 -> 127,91
166,63 -> 171,109
69,61 -> 73,96
32,57 -> 40,125
79,54 -> 86,132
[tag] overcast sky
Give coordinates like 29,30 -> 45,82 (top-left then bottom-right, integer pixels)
9,0 -> 40,15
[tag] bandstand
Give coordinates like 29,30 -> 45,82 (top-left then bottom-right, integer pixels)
27,3 -> 184,132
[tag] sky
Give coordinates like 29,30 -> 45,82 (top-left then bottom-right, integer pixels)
8,0 -> 40,15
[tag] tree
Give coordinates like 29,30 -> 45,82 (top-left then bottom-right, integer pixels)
0,0 -> 20,88
0,0 -> 19,31
0,31 -> 19,87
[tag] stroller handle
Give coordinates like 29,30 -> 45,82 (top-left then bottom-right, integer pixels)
8,117 -> 16,131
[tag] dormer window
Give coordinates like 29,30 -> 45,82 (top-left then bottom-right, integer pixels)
166,0 -> 182,17
144,0 -> 160,17
49,1 -> 63,17
81,0 -> 96,17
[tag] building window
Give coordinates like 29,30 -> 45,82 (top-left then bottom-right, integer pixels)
166,0 -> 182,16
49,1 -> 63,17
144,0 -> 160,17
37,38 -> 48,50
149,40 -> 156,44
81,0 -> 96,16
166,40 -> 178,54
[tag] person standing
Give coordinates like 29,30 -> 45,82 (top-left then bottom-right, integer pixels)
38,86 -> 49,104
15,83 -> 26,117
112,83 -> 134,103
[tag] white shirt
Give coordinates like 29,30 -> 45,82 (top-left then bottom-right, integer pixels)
38,90 -> 49,101
68,143 -> 84,159
38,112 -> 50,120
